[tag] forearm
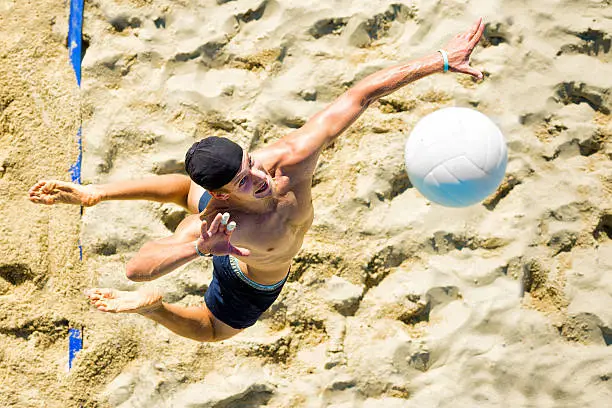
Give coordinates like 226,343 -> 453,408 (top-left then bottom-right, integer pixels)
354,52 -> 444,104
296,20 -> 483,153
96,175 -> 191,207
126,240 -> 200,282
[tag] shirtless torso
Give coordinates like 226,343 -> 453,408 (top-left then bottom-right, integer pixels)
187,147 -> 316,285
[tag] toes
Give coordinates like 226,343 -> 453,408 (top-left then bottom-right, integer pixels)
100,289 -> 116,298
86,289 -> 119,312
96,304 -> 114,313
94,299 -> 117,312
84,288 -> 96,298
93,299 -> 109,310
86,288 -> 115,298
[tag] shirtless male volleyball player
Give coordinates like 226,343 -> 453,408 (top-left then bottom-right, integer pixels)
28,19 -> 485,342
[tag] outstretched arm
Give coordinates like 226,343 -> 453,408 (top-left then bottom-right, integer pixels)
276,18 -> 485,168
125,213 -> 249,282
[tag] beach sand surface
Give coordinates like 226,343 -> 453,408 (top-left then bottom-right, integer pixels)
1,0 -> 611,407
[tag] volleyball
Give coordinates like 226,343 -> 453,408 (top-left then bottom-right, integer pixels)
404,107 -> 508,207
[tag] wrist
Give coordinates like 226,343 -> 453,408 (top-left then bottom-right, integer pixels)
437,49 -> 449,73
194,239 -> 212,257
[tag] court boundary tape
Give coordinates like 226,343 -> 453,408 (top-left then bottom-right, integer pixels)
67,0 -> 84,371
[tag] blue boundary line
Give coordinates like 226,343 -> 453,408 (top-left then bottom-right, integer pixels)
68,0 -> 83,86
68,328 -> 83,370
68,0 -> 84,371
69,129 -> 82,184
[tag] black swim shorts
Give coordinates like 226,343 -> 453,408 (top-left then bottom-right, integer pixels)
204,255 -> 287,329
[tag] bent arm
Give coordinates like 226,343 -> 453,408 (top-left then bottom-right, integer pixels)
126,214 -> 202,282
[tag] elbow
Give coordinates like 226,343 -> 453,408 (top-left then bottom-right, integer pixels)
125,259 -> 152,282
347,86 -> 374,107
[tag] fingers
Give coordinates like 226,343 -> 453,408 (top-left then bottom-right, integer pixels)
469,18 -> 485,48
41,181 -> 56,194
202,212 -> 244,257
230,244 -> 251,257
214,212 -> 236,236
217,211 -> 231,235
28,180 -> 45,195
467,17 -> 482,38
208,212 -> 223,234
200,219 -> 208,237
462,65 -> 484,80
28,180 -> 53,204
220,215 -> 244,255
41,196 -> 55,205
221,212 -> 230,225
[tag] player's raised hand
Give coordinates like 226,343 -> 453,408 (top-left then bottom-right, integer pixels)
196,212 -> 251,257
442,17 -> 485,79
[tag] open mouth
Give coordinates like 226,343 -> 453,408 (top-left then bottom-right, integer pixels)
255,181 -> 268,194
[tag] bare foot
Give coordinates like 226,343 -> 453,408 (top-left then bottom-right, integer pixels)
85,288 -> 163,314
28,180 -> 101,206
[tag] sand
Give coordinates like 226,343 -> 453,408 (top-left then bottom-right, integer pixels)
1,0 -> 611,407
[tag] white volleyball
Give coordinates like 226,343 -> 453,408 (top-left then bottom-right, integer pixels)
404,107 -> 508,207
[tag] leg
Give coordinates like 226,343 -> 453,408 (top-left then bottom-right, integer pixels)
144,302 -> 243,342
28,174 -> 192,209
85,288 -> 243,342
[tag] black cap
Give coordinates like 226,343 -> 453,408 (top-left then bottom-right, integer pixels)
185,137 -> 243,190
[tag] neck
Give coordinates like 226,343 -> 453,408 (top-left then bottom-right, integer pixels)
226,195 -> 278,213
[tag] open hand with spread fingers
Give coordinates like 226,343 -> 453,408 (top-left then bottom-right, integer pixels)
196,212 -> 251,257
442,17 -> 486,79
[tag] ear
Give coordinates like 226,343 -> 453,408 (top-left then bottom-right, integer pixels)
210,190 -> 230,201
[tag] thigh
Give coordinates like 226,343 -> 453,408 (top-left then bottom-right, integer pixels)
205,305 -> 245,341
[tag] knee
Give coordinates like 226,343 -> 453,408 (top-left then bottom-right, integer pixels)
195,333 -> 218,343
194,315 -> 237,343
194,329 -> 222,343
203,333 -> 234,343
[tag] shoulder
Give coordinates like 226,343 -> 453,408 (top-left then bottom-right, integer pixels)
254,129 -> 322,176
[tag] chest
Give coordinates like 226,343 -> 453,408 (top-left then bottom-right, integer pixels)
242,194 -> 310,246
217,195 -> 312,254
